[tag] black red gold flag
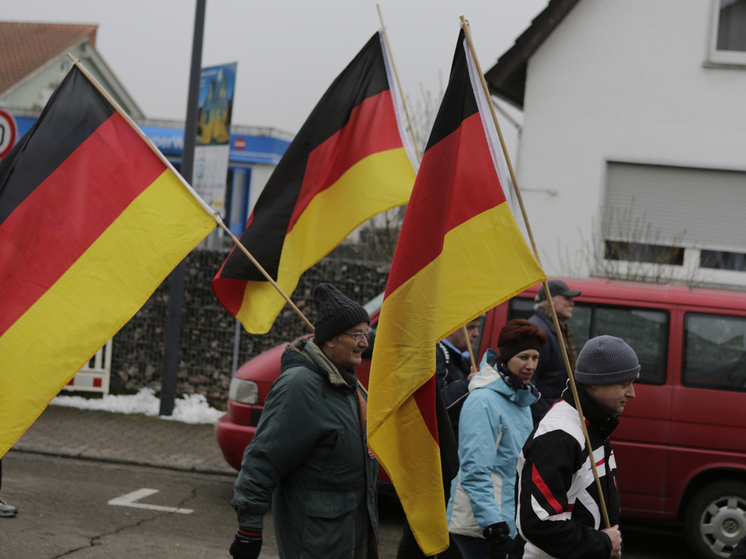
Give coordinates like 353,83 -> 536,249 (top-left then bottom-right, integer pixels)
367,29 -> 545,555
212,31 -> 417,334
0,65 -> 215,457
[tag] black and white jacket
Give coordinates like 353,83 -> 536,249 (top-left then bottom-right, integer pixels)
515,384 -> 621,559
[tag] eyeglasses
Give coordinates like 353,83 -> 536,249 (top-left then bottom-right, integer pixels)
343,328 -> 373,342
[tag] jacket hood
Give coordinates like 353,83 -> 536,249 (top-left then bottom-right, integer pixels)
282,338 -> 354,388
469,349 -> 538,407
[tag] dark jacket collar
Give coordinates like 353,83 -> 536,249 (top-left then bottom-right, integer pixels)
561,382 -> 619,439
534,307 -> 558,335
283,338 -> 357,389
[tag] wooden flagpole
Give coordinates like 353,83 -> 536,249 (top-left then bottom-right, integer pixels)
67,53 -> 316,333
217,226 -> 315,331
464,326 -> 478,373
458,17 -> 612,530
377,4 -> 422,163
377,7 -> 484,373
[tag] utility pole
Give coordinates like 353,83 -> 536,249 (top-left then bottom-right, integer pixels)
160,0 -> 206,416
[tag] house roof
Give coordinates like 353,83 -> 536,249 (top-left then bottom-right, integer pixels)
0,21 -> 98,95
485,0 -> 580,109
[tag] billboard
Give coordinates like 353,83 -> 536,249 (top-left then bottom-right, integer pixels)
194,62 -> 237,214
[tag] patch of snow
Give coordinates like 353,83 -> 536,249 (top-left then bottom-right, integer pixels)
50,388 -> 224,425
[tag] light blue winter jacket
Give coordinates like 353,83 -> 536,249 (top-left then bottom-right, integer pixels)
447,350 -> 539,539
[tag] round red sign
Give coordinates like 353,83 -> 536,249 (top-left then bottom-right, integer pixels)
234,137 -> 246,150
0,109 -> 18,159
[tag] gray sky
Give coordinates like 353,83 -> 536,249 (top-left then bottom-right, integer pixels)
4,0 -> 547,134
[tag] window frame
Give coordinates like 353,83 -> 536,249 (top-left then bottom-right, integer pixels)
707,0 -> 746,66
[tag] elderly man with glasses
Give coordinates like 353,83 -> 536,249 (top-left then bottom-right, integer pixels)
230,283 -> 378,559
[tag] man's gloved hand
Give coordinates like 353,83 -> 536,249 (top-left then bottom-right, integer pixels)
483,522 -> 513,559
229,529 -> 262,559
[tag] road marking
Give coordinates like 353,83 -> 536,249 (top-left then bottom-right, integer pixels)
108,488 -> 193,514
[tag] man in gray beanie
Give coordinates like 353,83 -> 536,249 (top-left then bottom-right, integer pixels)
514,336 -> 639,559
231,284 -> 378,559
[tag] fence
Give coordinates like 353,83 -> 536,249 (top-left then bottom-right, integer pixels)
109,250 -> 390,403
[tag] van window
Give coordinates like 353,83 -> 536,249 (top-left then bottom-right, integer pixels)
683,312 -> 746,391
508,299 -> 668,384
590,307 -> 668,385
508,298 -> 535,321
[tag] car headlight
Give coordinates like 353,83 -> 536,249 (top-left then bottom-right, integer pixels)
229,377 -> 259,405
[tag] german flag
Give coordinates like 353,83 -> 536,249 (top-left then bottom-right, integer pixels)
0,65 -> 215,457
367,30 -> 545,555
212,32 -> 417,334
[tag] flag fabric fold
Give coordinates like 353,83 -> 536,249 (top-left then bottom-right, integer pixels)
367,30 -> 546,555
0,65 -> 216,458
212,31 -> 417,334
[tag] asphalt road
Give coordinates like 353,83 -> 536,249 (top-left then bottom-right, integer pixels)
2,451 -> 697,559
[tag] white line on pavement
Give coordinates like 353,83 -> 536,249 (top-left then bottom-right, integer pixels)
108,488 -> 194,514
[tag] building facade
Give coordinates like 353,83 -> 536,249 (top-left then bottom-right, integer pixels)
487,0 -> 746,289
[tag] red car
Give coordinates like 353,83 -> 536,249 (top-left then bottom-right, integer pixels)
216,279 -> 746,559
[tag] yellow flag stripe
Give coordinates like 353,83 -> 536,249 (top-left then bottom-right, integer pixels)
369,202 -> 544,427
235,146 -> 415,333
373,397 -> 445,549
0,170 -> 215,456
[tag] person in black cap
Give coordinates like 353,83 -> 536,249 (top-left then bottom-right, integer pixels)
515,335 -> 639,559
528,279 -> 581,425
436,318 -> 481,444
230,284 -> 378,559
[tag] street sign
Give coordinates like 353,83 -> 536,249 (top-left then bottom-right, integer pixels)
0,109 -> 18,159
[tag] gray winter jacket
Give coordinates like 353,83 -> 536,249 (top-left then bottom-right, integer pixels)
232,338 -> 378,559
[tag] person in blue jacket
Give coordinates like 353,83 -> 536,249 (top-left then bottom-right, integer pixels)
447,319 -> 546,559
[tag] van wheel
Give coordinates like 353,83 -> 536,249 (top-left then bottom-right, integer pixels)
684,480 -> 746,559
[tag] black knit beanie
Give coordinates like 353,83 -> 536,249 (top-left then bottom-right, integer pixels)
312,284 -> 370,345
574,335 -> 640,385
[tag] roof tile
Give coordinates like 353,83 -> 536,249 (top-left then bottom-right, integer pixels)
0,21 -> 98,95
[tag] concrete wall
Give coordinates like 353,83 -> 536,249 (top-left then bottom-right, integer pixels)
110,251 -> 390,402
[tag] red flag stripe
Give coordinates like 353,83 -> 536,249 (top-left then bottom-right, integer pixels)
412,376 -> 439,443
288,89 -> 402,232
0,112 -> 165,337
385,112 -> 506,295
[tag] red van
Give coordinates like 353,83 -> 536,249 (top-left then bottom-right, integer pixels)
215,278 -> 746,559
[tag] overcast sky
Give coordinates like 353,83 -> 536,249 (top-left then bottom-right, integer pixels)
5,0 -> 547,134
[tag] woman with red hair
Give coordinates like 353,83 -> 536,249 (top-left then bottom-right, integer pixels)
447,319 -> 546,559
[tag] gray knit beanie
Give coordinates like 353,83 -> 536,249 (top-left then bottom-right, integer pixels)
574,335 -> 640,385
313,284 -> 370,345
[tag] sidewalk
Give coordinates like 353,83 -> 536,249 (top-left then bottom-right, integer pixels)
9,404 -> 236,476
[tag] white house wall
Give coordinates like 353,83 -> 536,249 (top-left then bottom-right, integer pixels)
516,0 -> 746,285
247,164 -> 275,214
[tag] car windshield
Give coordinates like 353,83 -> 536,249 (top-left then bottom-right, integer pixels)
363,291 -> 385,315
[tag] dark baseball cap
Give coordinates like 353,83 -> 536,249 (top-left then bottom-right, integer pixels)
535,279 -> 581,302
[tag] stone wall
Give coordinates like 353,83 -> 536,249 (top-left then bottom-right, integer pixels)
110,251 -> 390,402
